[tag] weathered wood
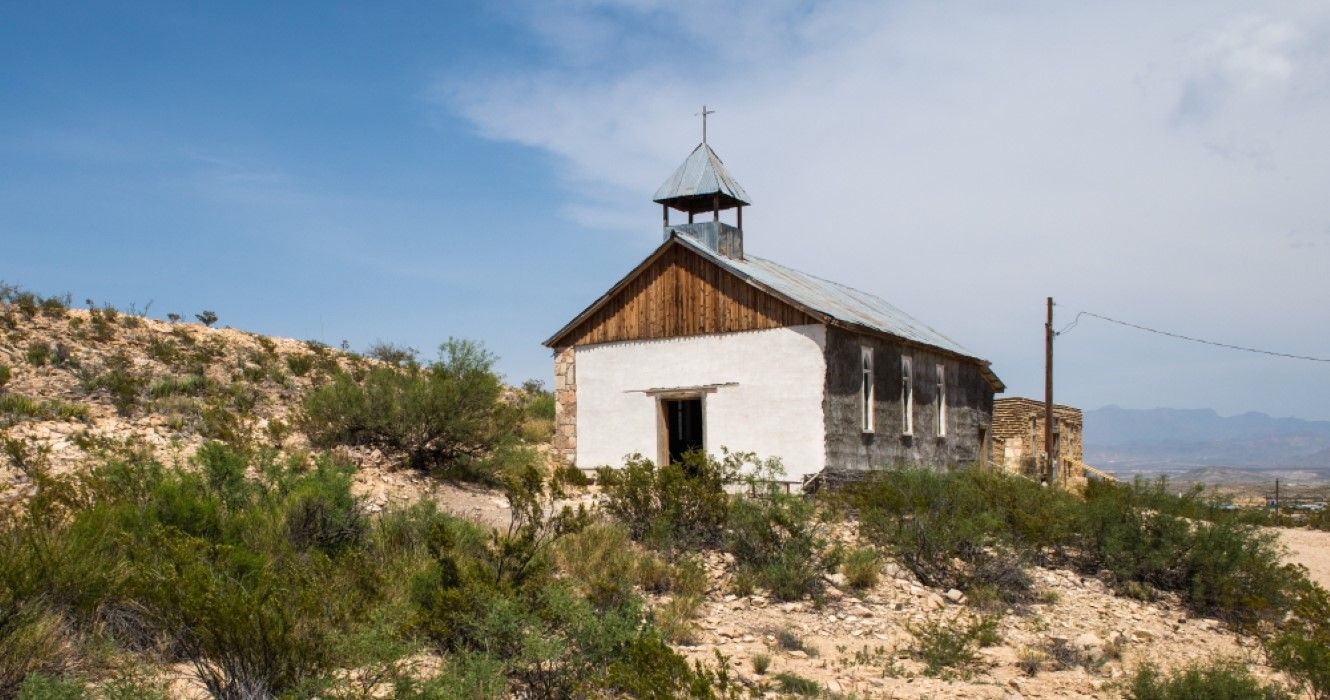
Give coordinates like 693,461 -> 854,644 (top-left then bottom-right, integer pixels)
821,326 -> 995,473
555,243 -> 816,347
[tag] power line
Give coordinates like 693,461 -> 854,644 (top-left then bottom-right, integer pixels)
1057,310 -> 1330,363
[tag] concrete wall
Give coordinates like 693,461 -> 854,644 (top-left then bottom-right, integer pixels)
822,326 -> 994,475
573,325 -> 828,482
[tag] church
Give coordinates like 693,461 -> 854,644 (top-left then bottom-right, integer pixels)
544,135 -> 1004,487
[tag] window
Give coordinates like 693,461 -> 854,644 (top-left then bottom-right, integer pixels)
935,363 -> 947,437
901,356 -> 913,435
860,346 -> 874,432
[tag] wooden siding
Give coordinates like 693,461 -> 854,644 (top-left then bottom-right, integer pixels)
557,243 -> 816,347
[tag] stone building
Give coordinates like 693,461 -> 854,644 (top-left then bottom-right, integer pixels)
990,397 -> 1085,484
544,140 -> 1004,486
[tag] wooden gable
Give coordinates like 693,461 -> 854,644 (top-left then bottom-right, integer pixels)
549,241 -> 817,348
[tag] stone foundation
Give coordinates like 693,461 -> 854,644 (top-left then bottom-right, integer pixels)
552,347 -> 576,465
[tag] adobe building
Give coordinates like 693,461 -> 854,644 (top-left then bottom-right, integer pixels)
990,397 -> 1086,485
544,139 -> 1004,486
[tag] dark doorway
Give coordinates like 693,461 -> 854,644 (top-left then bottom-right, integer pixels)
663,398 -> 704,464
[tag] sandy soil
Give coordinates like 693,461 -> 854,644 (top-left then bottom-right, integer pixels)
1275,525 -> 1330,589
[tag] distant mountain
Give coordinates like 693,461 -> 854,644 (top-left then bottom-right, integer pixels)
1084,405 -> 1330,471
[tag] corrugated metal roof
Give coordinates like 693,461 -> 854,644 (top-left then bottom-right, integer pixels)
675,235 -> 975,358
653,143 -> 752,206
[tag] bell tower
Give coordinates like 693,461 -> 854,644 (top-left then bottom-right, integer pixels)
653,106 -> 751,259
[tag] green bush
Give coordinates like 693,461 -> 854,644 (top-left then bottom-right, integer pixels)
0,602 -> 78,698
907,613 -> 998,678
1077,480 -> 1295,625
81,353 -> 143,416
726,477 -> 827,601
773,672 -> 821,697
148,373 -> 214,399
1128,660 -> 1293,700
851,467 -> 1299,623
840,546 -> 881,590
0,363 -> 11,388
598,450 -> 740,552
14,674 -> 87,700
285,353 -> 315,377
1265,581 -> 1330,700
0,394 -> 90,425
302,339 -> 518,479
852,468 -> 1044,603
26,342 -> 52,367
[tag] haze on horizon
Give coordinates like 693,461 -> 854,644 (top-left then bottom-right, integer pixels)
3,1 -> 1329,419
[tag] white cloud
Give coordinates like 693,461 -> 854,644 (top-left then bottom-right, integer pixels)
438,0 -> 1330,419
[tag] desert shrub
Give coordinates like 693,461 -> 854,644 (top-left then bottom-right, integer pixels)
840,546 -> 881,590
38,295 -> 68,319
0,602 -> 79,698
1128,660 -> 1293,700
553,522 -> 644,609
853,468 -> 1297,622
1265,580 -> 1330,700
410,471 -> 722,699
26,342 -> 52,367
0,395 -> 90,425
303,339 -> 518,479
195,310 -> 218,327
518,380 -> 556,443
80,353 -> 143,416
367,342 -> 418,368
148,373 -> 214,399
774,627 -> 809,653
907,613 -> 998,678
0,363 -> 9,388
14,674 -> 87,700
598,450 -> 741,552
853,468 -> 1048,603
285,353 -> 315,377
0,440 -> 740,699
773,672 -> 821,696
726,475 -> 827,601
1078,481 -> 1296,624
751,653 -> 771,675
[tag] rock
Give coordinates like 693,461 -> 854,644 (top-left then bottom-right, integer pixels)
787,650 -> 808,659
1131,628 -> 1154,643
944,588 -> 964,603
825,572 -> 849,587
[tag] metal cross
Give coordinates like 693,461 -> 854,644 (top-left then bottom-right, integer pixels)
696,105 -> 716,143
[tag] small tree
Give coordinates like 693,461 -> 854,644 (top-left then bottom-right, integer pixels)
302,339 -> 519,479
196,310 -> 218,327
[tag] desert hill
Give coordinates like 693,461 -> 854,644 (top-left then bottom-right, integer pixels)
0,300 -> 507,524
2,293 -> 1326,699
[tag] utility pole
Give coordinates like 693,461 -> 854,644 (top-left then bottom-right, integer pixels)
1045,297 -> 1055,486
1275,478 -> 1281,524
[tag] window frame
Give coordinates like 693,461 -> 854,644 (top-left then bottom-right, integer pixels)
860,346 -> 875,433
935,363 -> 947,438
901,355 -> 914,436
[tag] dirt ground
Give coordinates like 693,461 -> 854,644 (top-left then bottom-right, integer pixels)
1275,525 -> 1330,589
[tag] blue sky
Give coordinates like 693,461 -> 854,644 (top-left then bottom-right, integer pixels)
4,1 -> 1330,419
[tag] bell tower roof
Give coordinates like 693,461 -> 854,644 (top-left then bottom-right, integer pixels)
652,142 -> 751,214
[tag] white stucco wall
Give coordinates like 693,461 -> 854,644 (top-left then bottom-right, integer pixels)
574,324 -> 827,482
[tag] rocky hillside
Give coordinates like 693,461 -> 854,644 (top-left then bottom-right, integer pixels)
0,302 -> 503,521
